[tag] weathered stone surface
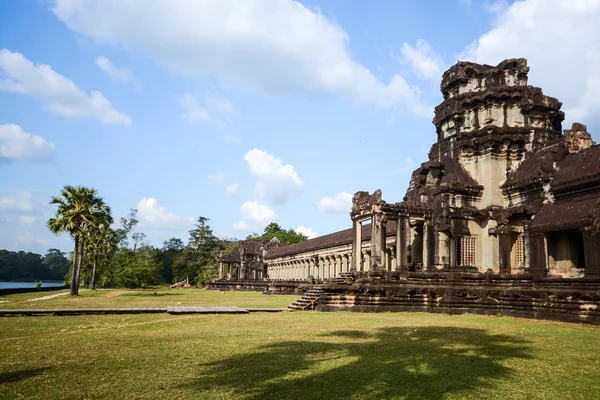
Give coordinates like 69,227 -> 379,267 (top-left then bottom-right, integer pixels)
258,58 -> 600,324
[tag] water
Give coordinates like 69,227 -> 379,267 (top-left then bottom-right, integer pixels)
0,281 -> 65,289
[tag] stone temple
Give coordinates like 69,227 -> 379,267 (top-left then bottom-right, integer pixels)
212,59 -> 600,323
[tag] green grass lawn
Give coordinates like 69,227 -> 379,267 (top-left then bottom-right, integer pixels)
1,290 -> 599,399
0,287 -> 296,309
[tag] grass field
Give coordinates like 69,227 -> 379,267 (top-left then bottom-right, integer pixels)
0,287 -> 296,310
1,289 -> 599,399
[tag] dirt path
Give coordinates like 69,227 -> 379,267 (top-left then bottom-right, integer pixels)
26,290 -> 87,302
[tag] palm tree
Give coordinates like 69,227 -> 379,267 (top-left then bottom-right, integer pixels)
47,185 -> 111,295
87,221 -> 117,290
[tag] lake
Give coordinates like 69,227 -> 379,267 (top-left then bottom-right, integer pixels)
0,281 -> 65,289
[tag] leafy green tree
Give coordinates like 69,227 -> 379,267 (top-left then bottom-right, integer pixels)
42,249 -> 70,280
112,246 -> 161,288
115,208 -> 139,247
173,217 -> 222,284
47,185 -> 111,295
131,232 -> 146,252
247,222 -> 307,244
86,223 -> 118,290
159,238 -> 184,284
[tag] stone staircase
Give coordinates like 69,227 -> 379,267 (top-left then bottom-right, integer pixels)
335,272 -> 357,284
287,286 -> 322,311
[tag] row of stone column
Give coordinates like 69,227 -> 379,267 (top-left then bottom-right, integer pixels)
269,253 -> 352,281
352,215 -> 435,272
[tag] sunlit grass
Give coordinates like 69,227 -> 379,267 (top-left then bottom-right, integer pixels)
0,290 -> 599,399
0,286 -> 296,309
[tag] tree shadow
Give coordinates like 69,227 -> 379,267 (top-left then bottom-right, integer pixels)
181,326 -> 533,399
0,367 -> 51,384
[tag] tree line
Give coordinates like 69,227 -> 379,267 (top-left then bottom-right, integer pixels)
0,249 -> 70,281
39,185 -> 307,295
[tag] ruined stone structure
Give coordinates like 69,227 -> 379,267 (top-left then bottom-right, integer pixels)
215,59 -> 600,323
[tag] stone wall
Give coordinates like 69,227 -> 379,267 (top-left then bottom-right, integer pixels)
316,274 -> 600,324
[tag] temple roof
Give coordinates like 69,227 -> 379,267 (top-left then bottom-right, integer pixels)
530,198 -> 599,232
264,220 -> 396,259
502,141 -> 569,190
552,145 -> 600,192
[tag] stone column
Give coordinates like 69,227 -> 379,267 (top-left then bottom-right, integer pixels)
352,220 -> 362,271
527,232 -> 547,279
583,230 -> 600,279
227,263 -> 232,280
423,221 -> 432,270
396,216 -> 408,272
498,227 -> 512,274
218,261 -> 224,280
370,214 -> 384,271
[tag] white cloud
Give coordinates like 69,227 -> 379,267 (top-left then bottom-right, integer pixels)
95,56 -> 142,90
180,93 -> 237,129
208,173 -> 225,182
295,226 -> 318,239
244,148 -> 303,204
0,49 -> 131,125
52,0 -> 429,116
136,197 -> 194,230
317,191 -> 352,214
232,220 -> 254,231
399,39 -> 446,81
0,191 -> 34,213
240,200 -> 277,223
226,183 -> 240,197
0,124 -> 55,164
18,215 -> 36,226
482,0 -> 509,14
461,0 -> 600,125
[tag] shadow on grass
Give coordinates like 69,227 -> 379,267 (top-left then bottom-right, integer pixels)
183,326 -> 532,400
0,367 -> 50,384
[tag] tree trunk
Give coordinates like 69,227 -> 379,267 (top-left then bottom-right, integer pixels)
75,235 -> 85,295
91,255 -> 98,290
70,234 -> 80,296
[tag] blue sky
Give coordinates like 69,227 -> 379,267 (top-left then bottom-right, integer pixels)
1,0 -> 599,253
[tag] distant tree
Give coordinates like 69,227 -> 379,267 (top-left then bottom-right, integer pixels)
42,249 -> 70,280
115,208 -> 139,247
0,250 -> 47,281
247,222 -> 307,244
86,223 -> 118,290
172,217 -> 222,284
158,238 -> 185,284
132,232 -> 147,252
47,185 -> 111,295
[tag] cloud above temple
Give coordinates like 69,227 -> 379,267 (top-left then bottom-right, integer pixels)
399,39 -> 446,82
95,56 -> 142,90
317,192 -> 352,214
295,226 -> 318,239
0,124 -> 55,165
240,201 -> 277,223
51,0 -> 430,116
0,49 -> 131,125
180,93 -> 238,129
461,0 -> 600,125
244,149 -> 303,205
136,197 -> 194,230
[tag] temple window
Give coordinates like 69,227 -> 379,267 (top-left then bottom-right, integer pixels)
457,236 -> 476,266
513,234 -> 525,268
